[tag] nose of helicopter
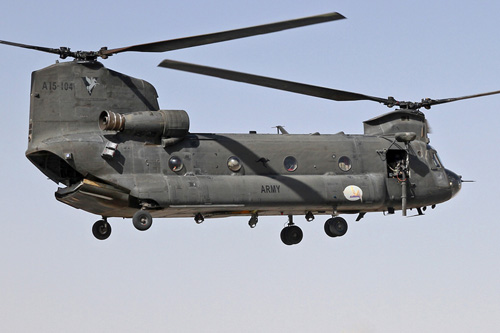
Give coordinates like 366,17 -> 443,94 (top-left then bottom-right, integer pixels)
445,169 -> 462,198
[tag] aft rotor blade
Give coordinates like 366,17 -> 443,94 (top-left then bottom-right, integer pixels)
0,40 -> 62,56
159,59 -> 389,104
421,90 -> 500,108
102,12 -> 345,56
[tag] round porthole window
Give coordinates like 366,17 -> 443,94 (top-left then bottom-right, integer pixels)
227,156 -> 242,172
284,156 -> 298,172
168,156 -> 184,172
338,156 -> 352,172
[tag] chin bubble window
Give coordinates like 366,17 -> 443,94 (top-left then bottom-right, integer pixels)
168,156 -> 184,172
338,156 -> 352,172
284,156 -> 298,172
227,156 -> 242,172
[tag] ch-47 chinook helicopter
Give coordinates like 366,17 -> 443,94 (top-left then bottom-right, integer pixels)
2,12 -> 500,245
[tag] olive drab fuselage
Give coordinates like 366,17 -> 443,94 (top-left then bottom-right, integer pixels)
26,61 -> 461,220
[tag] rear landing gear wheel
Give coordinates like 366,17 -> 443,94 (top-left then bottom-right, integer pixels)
324,217 -> 348,238
133,210 -> 153,231
280,225 -> 303,245
92,219 -> 111,240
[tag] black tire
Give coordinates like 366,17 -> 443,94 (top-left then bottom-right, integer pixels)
92,220 -> 111,240
280,228 -> 292,245
280,225 -> 303,245
324,217 -> 348,237
133,210 -> 153,231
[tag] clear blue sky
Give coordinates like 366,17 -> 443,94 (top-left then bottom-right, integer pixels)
1,1 -> 499,332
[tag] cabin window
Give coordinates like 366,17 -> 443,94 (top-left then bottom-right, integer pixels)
227,156 -> 242,172
284,156 -> 298,172
338,156 -> 352,172
168,156 -> 184,172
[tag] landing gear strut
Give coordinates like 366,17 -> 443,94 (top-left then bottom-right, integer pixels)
133,210 -> 153,231
280,215 -> 303,245
324,216 -> 348,238
92,218 -> 111,240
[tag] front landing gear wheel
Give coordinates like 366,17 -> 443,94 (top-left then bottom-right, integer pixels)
92,220 -> 111,240
324,217 -> 348,237
133,210 -> 153,231
280,225 -> 303,245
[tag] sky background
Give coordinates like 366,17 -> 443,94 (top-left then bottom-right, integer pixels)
1,1 -> 500,332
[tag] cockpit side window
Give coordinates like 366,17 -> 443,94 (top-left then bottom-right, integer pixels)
430,151 -> 442,169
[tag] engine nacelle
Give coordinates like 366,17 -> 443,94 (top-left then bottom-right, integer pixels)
99,110 -> 190,138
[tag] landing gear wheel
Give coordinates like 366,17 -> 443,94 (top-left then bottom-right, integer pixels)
324,217 -> 348,238
280,225 -> 303,245
133,210 -> 153,231
92,220 -> 111,240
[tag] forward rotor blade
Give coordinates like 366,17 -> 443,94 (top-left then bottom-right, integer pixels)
422,90 -> 500,108
159,59 -> 389,104
0,40 -> 62,56
102,12 -> 345,56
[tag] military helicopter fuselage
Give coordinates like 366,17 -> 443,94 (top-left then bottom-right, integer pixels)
6,11 -> 484,244
26,60 -> 461,240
